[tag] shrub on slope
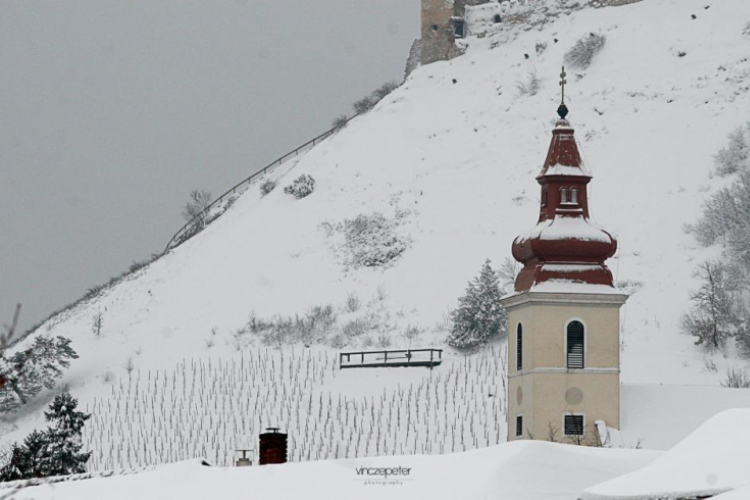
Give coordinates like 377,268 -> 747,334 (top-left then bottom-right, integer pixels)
284,174 -> 316,199
564,33 -> 606,69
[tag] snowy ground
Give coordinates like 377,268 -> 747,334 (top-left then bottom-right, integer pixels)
582,409 -> 750,499
2,0 -> 750,477
620,385 -> 750,450
6,408 -> 750,500
0,441 -> 659,500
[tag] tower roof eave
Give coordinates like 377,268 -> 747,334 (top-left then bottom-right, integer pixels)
500,286 -> 630,308
537,164 -> 592,179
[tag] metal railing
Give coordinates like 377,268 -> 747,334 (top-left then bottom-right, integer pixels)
339,349 -> 443,369
162,114 -> 358,254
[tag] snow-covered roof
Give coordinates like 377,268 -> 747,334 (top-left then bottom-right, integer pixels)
528,280 -> 621,294
500,280 -> 627,302
581,409 -> 750,500
541,162 -> 592,177
517,216 -> 613,244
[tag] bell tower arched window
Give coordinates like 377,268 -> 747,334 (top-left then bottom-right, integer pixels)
566,321 -> 585,369
571,188 -> 578,204
560,187 -> 568,204
516,323 -> 523,371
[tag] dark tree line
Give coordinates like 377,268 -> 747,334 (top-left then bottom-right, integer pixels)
0,305 -> 87,482
0,392 -> 91,481
684,124 -> 750,358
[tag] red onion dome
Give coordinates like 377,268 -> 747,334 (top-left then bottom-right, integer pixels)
511,114 -> 618,293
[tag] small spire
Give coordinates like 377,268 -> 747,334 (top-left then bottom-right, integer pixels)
557,66 -> 569,119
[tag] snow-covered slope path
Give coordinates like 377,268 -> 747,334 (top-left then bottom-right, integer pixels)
3,0 -> 750,469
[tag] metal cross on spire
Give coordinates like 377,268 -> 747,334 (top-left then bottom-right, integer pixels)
559,66 -> 567,105
557,66 -> 569,119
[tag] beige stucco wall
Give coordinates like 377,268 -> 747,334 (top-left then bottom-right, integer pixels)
503,293 -> 626,444
510,372 -> 620,443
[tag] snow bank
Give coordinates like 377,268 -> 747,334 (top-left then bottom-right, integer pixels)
621,385 -> 750,450
582,409 -> 750,500
713,484 -> 750,500
2,441 -> 658,500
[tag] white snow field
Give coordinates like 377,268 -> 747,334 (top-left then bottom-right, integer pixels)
7,409 -> 750,500
2,441 -> 660,500
2,0 -> 750,480
582,409 -> 750,500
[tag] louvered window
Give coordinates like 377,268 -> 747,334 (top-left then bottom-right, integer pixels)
564,415 -> 584,436
567,321 -> 584,369
516,323 -> 523,371
560,187 -> 568,203
516,415 -> 523,437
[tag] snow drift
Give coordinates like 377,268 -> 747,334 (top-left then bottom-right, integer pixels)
582,409 -> 750,500
0,441 -> 659,500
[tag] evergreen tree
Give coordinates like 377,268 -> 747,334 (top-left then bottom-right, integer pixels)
447,259 -> 507,350
44,392 -> 91,476
0,336 -> 78,412
0,392 -> 90,481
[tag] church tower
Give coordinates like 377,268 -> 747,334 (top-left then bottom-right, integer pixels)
500,69 -> 628,444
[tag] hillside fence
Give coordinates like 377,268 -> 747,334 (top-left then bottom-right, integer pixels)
162,114 -> 358,254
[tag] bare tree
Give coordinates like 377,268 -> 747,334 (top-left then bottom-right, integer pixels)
497,257 -> 521,293
547,423 -> 559,443
721,366 -> 750,388
181,190 -> 212,231
1,304 -> 21,351
400,325 -> 422,350
92,312 -> 103,337
681,261 -> 737,352
0,304 -> 22,391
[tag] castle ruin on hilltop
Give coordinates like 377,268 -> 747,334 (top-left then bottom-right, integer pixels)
406,0 -> 642,77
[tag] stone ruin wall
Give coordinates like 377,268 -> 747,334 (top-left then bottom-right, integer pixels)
410,0 -> 644,76
419,0 -> 460,66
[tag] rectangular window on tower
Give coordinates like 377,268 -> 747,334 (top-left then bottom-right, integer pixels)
516,415 -> 523,437
564,414 -> 584,436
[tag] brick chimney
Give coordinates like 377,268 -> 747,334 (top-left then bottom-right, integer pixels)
258,427 -> 287,465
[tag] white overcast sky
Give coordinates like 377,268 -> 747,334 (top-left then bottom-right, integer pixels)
0,0 -> 419,334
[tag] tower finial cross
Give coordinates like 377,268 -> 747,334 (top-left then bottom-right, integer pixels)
559,66 -> 567,105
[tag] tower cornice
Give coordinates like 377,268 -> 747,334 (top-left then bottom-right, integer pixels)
500,291 -> 629,309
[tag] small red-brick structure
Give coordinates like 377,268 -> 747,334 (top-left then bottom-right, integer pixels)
258,427 -> 288,465
511,90 -> 618,292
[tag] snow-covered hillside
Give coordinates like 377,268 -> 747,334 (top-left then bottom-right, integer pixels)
3,0 -> 750,471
